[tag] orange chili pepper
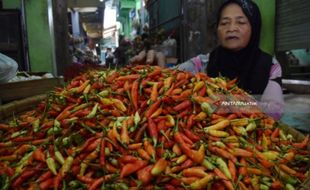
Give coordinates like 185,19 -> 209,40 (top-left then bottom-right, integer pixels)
131,79 -> 139,110
120,160 -> 148,178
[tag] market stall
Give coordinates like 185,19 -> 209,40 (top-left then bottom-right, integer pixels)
0,65 -> 309,189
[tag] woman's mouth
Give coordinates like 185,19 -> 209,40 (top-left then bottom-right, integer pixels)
226,36 -> 239,40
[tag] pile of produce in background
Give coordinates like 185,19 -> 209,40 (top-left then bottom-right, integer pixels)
0,65 -> 309,190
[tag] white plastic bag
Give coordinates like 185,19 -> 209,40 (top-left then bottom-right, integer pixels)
0,52 -> 18,83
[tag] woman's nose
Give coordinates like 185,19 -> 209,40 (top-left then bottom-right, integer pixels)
227,23 -> 238,32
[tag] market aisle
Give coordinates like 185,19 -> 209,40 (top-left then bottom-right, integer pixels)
281,93 -> 310,133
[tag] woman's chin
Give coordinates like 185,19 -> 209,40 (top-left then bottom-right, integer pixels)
223,44 -> 244,51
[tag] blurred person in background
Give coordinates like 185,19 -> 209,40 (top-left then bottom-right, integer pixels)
0,52 -> 18,83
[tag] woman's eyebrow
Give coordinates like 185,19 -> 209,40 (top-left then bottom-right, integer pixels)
220,17 -> 231,21
235,16 -> 247,20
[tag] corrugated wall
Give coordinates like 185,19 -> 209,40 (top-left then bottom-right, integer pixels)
148,0 -> 182,31
276,0 -> 310,51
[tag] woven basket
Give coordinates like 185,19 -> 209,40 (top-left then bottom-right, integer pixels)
278,122 -> 310,190
0,94 -> 46,121
0,97 -> 309,188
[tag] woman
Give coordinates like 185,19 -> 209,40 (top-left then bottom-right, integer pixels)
176,0 -> 284,120
0,52 -> 18,83
131,0 -> 283,120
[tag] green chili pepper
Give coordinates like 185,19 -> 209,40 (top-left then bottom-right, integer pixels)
201,102 -> 215,116
32,119 -> 41,132
285,183 -> 295,190
10,130 -> 27,138
98,90 -> 109,97
55,147 -> 65,165
216,157 -> 232,180
245,122 -> 256,132
279,129 -> 287,140
15,150 -> 34,175
116,183 -> 129,190
80,122 -> 96,134
202,159 -> 215,170
46,152 -> 57,175
47,126 -> 62,136
259,184 -> 269,190
60,155 -> 74,177
0,174 -> 10,190
85,103 -> 99,119
62,136 -> 71,147
134,111 -> 140,126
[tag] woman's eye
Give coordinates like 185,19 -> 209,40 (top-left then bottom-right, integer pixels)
220,22 -> 228,26
237,20 -> 248,25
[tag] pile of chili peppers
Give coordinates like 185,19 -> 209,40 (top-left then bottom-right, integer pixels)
0,65 -> 309,190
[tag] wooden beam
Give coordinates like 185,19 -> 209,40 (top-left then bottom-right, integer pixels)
68,0 -> 104,8
53,0 -> 70,75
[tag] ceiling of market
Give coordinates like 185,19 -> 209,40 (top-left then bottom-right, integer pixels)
67,0 -> 117,39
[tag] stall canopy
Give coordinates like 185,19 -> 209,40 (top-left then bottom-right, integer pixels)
276,0 -> 310,51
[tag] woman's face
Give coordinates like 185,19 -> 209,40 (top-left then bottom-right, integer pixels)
217,3 -> 252,51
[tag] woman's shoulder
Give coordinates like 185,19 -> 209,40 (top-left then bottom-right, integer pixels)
270,56 -> 282,78
176,53 -> 209,74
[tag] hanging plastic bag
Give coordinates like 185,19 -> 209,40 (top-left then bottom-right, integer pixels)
0,52 -> 18,83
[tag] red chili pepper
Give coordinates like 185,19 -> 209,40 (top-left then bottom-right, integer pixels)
128,143 -> 142,150
228,160 -> 237,182
37,170 -> 53,183
186,114 -> 195,129
137,148 -> 151,161
88,177 -> 104,190
77,174 -> 94,184
293,135 -> 309,149
131,79 -> 139,110
145,99 -> 162,118
180,133 -> 194,145
198,84 -> 206,96
147,119 -> 158,147
99,139 -> 106,167
120,160 -> 148,178
173,100 -> 192,112
11,136 -> 33,142
12,163 -> 44,188
164,184 -> 177,190
39,178 -> 54,190
117,74 -> 140,81
182,167 -> 207,178
174,131 -> 204,164
14,144 -> 32,155
134,123 -> 147,143
32,148 -> 46,162
151,158 -> 169,176
238,181 -> 250,190
121,155 -> 139,164
184,129 -> 200,142
56,104 -> 76,121
137,165 -> 153,184
208,146 -> 237,163
150,83 -> 159,101
120,120 -> 130,145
